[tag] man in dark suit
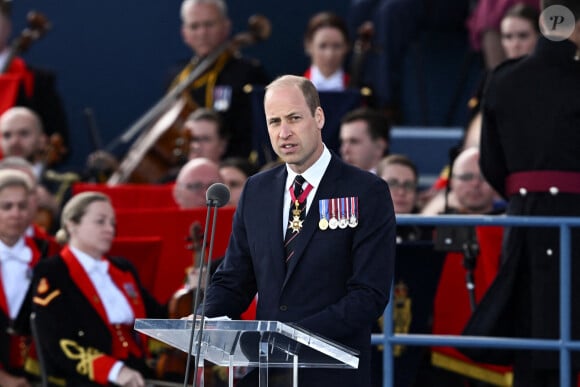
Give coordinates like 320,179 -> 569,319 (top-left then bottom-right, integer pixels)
203,75 -> 396,386
466,1 -> 580,385
171,0 -> 270,159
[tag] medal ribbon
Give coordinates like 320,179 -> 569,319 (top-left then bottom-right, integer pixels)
289,181 -> 313,205
319,199 -> 329,221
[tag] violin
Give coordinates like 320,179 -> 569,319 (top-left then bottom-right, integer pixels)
107,15 -> 271,185
1,11 -> 51,74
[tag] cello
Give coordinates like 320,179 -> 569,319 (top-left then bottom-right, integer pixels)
107,15 -> 271,185
0,11 -> 51,74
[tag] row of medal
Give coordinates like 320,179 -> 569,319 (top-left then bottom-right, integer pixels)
318,197 -> 359,230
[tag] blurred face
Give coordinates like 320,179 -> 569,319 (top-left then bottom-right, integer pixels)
265,83 -> 325,174
501,16 -> 538,59
306,27 -> 348,77
219,166 -> 246,206
67,200 -> 115,259
186,119 -> 226,163
0,185 -> 30,246
174,164 -> 222,208
0,113 -> 45,161
451,153 -> 495,214
181,2 -> 231,57
340,120 -> 384,171
380,164 -> 417,214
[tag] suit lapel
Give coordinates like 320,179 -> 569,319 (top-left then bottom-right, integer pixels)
267,168 -> 288,282
283,156 -> 343,286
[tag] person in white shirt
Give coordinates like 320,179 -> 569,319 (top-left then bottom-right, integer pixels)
0,168 -> 42,387
30,192 -> 167,386
303,11 -> 351,91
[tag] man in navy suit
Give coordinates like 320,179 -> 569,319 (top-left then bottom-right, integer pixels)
203,75 -> 396,386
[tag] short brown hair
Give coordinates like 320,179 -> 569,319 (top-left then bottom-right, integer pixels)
376,154 -> 418,182
265,75 -> 321,116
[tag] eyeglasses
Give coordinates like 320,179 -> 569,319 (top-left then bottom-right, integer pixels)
190,135 -> 217,144
386,179 -> 417,193
452,172 -> 485,183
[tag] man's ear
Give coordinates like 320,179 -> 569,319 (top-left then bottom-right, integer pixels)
315,107 -> 325,130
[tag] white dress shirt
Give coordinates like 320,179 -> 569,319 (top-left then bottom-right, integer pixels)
71,246 -> 134,324
71,246 -> 133,383
309,65 -> 346,92
0,237 -> 33,319
282,145 -> 332,237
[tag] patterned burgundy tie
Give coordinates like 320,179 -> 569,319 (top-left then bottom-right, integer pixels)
284,175 -> 307,265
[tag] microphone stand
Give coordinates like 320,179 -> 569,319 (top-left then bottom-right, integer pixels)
183,199 -> 220,387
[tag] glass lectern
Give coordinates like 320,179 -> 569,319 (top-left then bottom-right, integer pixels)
135,319 -> 359,387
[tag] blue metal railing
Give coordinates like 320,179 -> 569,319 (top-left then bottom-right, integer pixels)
376,214 -> 580,387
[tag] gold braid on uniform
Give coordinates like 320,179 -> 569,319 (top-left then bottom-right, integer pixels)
169,51 -> 232,108
60,339 -> 103,380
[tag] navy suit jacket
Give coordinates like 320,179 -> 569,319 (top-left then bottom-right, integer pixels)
204,153 -> 396,386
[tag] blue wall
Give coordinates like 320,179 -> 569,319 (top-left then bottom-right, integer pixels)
11,1 -> 350,170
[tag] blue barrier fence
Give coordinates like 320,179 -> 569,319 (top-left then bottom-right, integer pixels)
377,214 -> 580,387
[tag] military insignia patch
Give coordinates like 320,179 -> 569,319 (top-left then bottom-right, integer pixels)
37,277 -> 49,294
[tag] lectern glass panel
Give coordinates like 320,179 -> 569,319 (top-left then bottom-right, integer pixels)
134,319 -> 358,369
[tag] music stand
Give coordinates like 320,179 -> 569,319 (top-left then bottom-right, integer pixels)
135,318 -> 359,387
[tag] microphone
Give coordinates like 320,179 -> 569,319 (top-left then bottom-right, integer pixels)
184,183 -> 230,387
206,182 -> 230,208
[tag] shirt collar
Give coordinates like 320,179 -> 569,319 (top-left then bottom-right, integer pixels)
309,65 -> 346,91
285,145 -> 331,191
71,245 -> 109,274
0,237 -> 31,263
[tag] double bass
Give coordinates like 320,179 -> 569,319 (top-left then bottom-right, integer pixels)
107,15 -> 271,185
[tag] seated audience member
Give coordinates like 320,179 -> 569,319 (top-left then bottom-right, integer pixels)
339,107 -> 390,173
218,157 -> 257,207
31,192 -> 167,386
158,107 -> 230,183
0,1 -> 70,163
0,157 -> 60,255
377,154 -> 432,244
173,157 -> 222,209
428,147 -> 509,385
303,11 -> 351,91
464,3 -> 540,149
169,0 -> 270,160
0,169 -> 48,386
377,154 -> 418,214
466,0 -> 539,70
185,108 -> 229,163
0,107 -> 48,179
422,147 -> 503,215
